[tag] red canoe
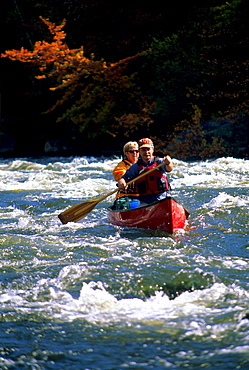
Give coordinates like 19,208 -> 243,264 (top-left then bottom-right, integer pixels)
108,197 -> 189,234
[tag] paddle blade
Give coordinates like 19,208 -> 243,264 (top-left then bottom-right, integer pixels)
58,199 -> 100,224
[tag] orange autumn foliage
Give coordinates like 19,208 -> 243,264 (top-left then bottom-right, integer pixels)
2,17 -> 107,86
1,16 -> 147,87
2,17 -> 154,139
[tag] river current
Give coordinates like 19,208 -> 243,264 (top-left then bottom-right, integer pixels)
0,155 -> 248,369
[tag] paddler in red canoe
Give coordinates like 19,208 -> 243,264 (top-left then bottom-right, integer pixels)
113,141 -> 139,198
117,138 -> 173,204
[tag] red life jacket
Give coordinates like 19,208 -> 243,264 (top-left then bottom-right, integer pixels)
135,157 -> 170,195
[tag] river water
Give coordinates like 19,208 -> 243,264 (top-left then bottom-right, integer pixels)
0,155 -> 248,370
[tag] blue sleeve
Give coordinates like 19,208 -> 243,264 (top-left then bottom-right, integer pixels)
122,163 -> 139,181
157,158 -> 168,172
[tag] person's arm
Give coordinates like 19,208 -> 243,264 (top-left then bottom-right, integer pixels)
163,155 -> 173,172
117,163 -> 139,190
152,156 -> 173,173
117,177 -> 127,190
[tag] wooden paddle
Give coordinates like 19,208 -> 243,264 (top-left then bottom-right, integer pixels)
58,159 -> 169,224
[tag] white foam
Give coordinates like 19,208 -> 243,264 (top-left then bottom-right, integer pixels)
203,192 -> 249,209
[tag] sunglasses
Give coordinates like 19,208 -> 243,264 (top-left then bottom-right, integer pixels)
128,150 -> 139,153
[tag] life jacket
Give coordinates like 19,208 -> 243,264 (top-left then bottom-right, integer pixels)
114,159 -> 138,198
113,159 -> 131,181
134,157 -> 170,195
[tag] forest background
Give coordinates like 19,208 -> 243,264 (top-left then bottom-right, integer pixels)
1,0 -> 249,159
